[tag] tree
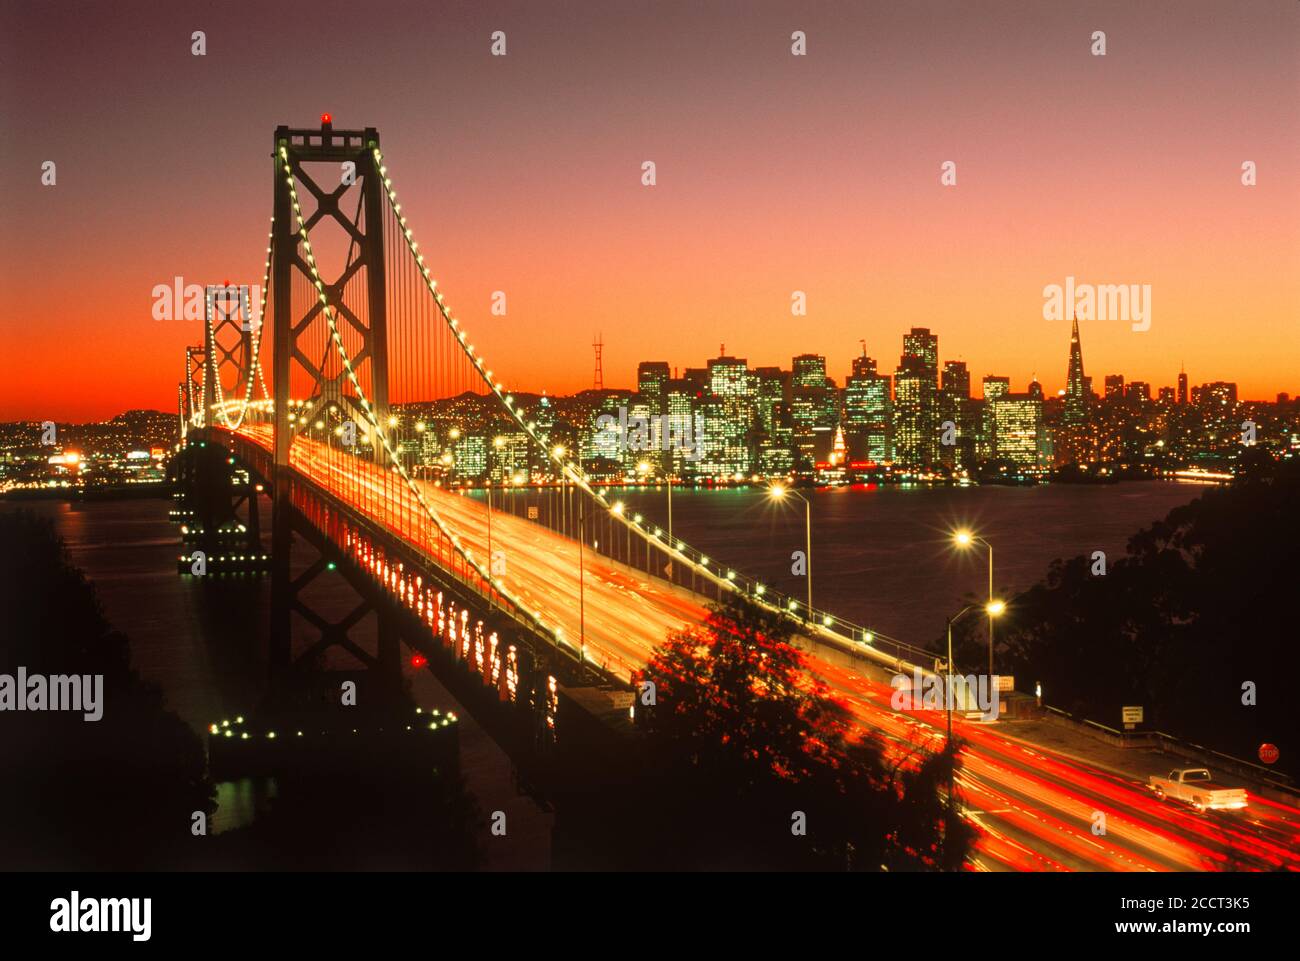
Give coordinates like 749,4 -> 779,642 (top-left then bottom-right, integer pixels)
630,595 -> 971,870
0,510 -> 215,869
979,457 -> 1300,778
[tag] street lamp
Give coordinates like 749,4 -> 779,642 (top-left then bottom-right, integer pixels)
611,500 -> 627,566
638,459 -> 674,560
578,500 -> 586,660
953,529 -> 997,683
944,600 -> 1006,815
551,445 -> 568,536
485,437 -> 508,563
769,483 -> 811,619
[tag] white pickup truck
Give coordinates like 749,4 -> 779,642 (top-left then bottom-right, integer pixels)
1148,768 -> 1248,812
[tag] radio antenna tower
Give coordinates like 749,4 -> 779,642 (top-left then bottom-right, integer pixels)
592,333 -> 604,390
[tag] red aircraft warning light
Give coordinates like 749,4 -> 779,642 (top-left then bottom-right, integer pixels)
320,112 -> 332,126
410,653 -> 427,669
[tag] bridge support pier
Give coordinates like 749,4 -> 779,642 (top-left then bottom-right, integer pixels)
173,438 -> 269,575
267,493 -> 409,722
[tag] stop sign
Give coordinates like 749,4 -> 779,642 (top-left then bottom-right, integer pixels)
1259,743 -> 1279,765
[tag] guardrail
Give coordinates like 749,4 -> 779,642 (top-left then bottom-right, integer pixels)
1040,703 -> 1296,794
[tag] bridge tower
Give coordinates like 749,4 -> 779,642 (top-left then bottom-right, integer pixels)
177,382 -> 185,441
270,115 -> 389,467
268,117 -> 400,711
185,345 -> 206,427
203,280 -> 254,419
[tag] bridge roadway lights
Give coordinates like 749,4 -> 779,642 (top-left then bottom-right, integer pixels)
308,516 -> 624,783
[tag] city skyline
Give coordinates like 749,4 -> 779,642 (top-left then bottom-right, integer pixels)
3,0 -> 1299,421
478,323 -> 1267,403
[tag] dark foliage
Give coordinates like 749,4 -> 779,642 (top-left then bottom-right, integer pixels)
206,765 -> 483,871
0,510 -> 215,869
590,596 -> 973,870
953,455 -> 1300,777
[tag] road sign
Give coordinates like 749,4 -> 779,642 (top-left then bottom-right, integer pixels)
1122,706 -> 1144,725
1259,743 -> 1279,765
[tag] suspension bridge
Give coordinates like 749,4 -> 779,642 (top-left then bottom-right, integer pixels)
175,117 -> 933,734
170,119 -> 1300,871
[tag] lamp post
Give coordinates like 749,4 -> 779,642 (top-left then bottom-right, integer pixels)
667,472 -> 672,545
639,459 -> 674,579
953,529 -> 996,682
578,499 -> 586,661
553,445 -> 585,659
611,500 -> 626,566
551,444 -> 567,537
944,600 -> 1006,839
484,478 -> 493,592
487,438 -> 507,561
769,483 -> 811,619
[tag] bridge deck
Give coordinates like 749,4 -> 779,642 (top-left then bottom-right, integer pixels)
233,425 -> 707,681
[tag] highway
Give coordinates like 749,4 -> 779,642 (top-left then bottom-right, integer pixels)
230,425 -> 1300,871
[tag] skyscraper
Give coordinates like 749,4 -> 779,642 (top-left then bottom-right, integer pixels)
751,367 -> 787,434
979,376 -> 1010,460
664,377 -> 700,477
845,365 -> 892,462
752,367 -> 793,474
1065,317 -> 1087,424
707,352 -> 753,477
993,393 -> 1047,467
903,328 -> 939,371
1058,318 -> 1094,464
637,361 -> 670,415
791,354 -> 836,470
792,354 -> 828,390
940,360 -> 973,468
893,328 -> 939,467
942,360 -> 971,402
982,376 -> 1011,401
790,392 -> 819,469
851,354 -> 878,378
1178,366 -> 1189,405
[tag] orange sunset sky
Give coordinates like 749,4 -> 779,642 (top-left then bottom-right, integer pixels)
2,0 -> 1298,421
